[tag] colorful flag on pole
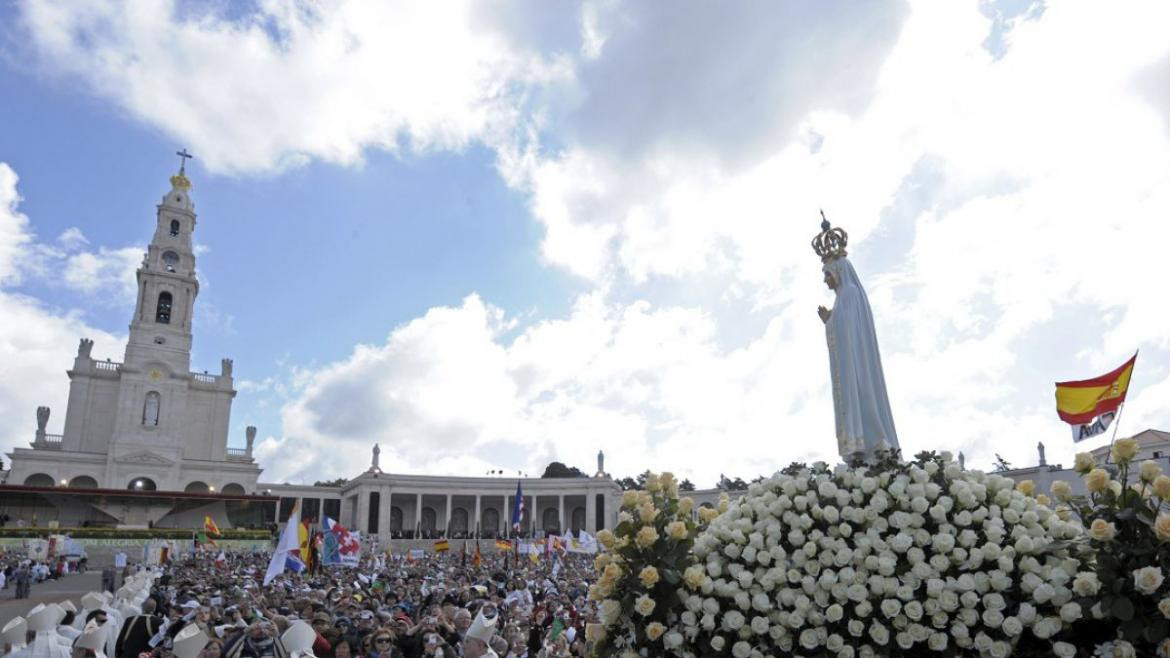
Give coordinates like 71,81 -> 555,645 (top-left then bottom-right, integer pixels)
204,516 -> 221,537
299,519 -> 314,572
265,501 -> 305,585
512,481 -> 525,534
473,541 -> 482,568
1056,353 -> 1137,441
321,517 -> 361,567
494,539 -> 512,551
434,539 -> 450,552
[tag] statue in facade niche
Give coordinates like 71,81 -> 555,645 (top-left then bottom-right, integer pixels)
78,338 -> 93,358
246,426 -> 257,455
813,212 -> 899,460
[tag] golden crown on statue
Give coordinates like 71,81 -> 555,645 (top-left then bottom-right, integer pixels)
811,209 -> 848,262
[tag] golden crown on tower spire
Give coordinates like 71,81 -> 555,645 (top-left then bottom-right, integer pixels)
811,209 -> 848,262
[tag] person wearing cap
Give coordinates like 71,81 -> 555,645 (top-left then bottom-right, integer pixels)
114,598 -> 162,658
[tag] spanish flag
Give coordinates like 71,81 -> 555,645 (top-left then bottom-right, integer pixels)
494,539 -> 512,551
434,539 -> 450,553
1056,353 -> 1137,442
204,516 -> 221,537
473,542 -> 482,568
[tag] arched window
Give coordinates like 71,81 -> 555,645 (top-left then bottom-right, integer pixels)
420,507 -> 437,532
155,292 -> 172,324
451,508 -> 468,534
170,220 -> 180,237
143,391 -> 161,426
390,507 -> 404,532
128,477 -> 157,491
542,507 -> 559,532
482,508 -> 499,536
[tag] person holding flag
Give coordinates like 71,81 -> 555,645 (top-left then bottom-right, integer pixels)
204,516 -> 221,537
1056,352 -> 1138,442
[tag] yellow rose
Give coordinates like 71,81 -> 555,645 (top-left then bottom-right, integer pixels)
1156,476 -> 1170,499
634,594 -> 656,616
639,503 -> 659,524
600,599 -> 621,626
645,622 -> 666,641
1143,460 -> 1164,483
1056,506 -> 1071,521
1156,514 -> 1170,542
589,582 -> 610,600
603,563 -> 622,581
1084,468 -> 1109,493
667,520 -> 688,541
594,554 -> 611,571
1050,480 -> 1072,500
678,497 -> 695,515
596,529 -> 616,550
659,472 -> 676,491
585,623 -> 606,643
621,490 -> 639,509
1035,493 -> 1051,507
718,492 -> 730,513
1112,438 -> 1139,464
635,525 -> 659,549
1016,480 -> 1035,496
1159,598 -> 1170,619
699,506 -> 719,523
683,565 -> 707,589
1109,480 -> 1123,498
1074,452 -> 1096,474
1089,518 -> 1117,541
639,566 -> 660,588
645,473 -> 661,493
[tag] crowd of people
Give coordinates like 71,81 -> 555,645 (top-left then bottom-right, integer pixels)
1,547 -> 602,658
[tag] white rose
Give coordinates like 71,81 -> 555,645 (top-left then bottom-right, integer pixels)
799,629 -> 819,650
710,636 -> 725,652
663,631 -> 684,650
1000,616 -> 1022,636
731,641 -> 751,658
750,616 -> 769,635
1135,566 -> 1166,595
1059,602 -> 1081,623
1052,642 -> 1076,658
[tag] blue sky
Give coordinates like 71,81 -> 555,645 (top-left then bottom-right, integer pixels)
2,0 -> 1169,486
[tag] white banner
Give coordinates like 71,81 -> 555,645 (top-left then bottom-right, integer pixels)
1071,410 -> 1117,442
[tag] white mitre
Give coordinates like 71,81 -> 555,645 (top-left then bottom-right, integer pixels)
76,623 -> 108,658
3,616 -> 28,649
281,621 -> 316,658
81,593 -> 104,611
465,611 -> 496,644
172,625 -> 209,658
59,601 -> 77,615
26,606 -> 54,632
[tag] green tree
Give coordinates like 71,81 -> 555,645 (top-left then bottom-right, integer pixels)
313,478 -> 348,487
679,478 -> 696,492
992,454 -> 1013,472
541,462 -> 587,478
616,476 -> 639,491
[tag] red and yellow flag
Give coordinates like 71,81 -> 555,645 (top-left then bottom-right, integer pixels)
204,516 -> 221,537
473,542 -> 482,568
1055,353 -> 1137,441
494,539 -> 511,551
434,539 -> 450,552
299,520 -> 313,571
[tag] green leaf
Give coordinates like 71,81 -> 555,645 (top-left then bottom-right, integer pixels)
1112,597 -> 1135,621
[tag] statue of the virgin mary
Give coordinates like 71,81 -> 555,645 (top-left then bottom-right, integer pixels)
812,214 -> 899,459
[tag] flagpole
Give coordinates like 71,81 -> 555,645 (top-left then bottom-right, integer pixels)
1105,402 -> 1126,463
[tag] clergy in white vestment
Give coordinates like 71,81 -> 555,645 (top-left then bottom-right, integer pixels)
26,605 -> 70,658
74,593 -> 105,631
3,616 -> 29,658
814,216 -> 899,459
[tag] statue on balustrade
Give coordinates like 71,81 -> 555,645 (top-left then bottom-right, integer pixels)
813,212 -> 900,461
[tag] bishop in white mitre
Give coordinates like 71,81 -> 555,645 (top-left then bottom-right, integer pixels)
813,214 -> 899,459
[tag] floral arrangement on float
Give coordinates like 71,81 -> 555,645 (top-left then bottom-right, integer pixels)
675,451 -> 1099,658
1054,437 -> 1170,657
588,471 -> 718,658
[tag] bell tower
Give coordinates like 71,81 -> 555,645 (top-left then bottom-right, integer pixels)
124,153 -> 200,374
